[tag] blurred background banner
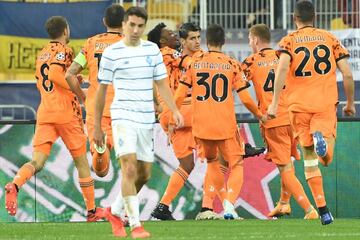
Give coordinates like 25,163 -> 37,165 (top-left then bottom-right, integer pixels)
1,122 -> 359,222
333,29 -> 360,81
0,1 -> 112,81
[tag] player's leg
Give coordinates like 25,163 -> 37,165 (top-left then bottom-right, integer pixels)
261,126 -> 291,217
291,111 -> 333,225
259,125 -> 292,217
110,122 -> 140,236
127,126 -> 154,238
136,160 -> 152,192
310,109 -> 337,224
5,151 -> 49,216
265,125 -> 316,219
152,128 -> 195,220
219,134 -> 244,220
5,124 -> 55,216
278,163 -> 318,219
113,125 -> 151,238
196,152 -> 225,220
60,118 -> 101,221
268,178 -> 292,217
312,107 -> 337,166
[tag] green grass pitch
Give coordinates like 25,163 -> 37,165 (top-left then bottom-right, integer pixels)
1,219 -> 360,240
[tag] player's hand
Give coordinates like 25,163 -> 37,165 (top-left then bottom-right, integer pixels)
267,103 -> 278,119
343,102 -> 356,116
259,114 -> 267,124
93,127 -> 105,148
155,103 -> 163,114
172,110 -> 184,129
167,124 -> 175,145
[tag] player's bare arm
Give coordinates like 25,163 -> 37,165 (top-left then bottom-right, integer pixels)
238,88 -> 266,123
155,78 -> 184,128
65,62 -> 86,104
267,53 -> 291,118
153,82 -> 163,114
93,84 -> 107,147
337,58 -> 356,116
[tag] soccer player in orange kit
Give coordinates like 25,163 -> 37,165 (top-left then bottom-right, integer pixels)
267,1 -> 355,225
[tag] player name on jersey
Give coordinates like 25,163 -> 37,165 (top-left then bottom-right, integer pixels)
193,62 -> 231,70
295,35 -> 326,43
257,59 -> 279,67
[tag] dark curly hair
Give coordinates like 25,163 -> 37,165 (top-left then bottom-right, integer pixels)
147,22 -> 166,48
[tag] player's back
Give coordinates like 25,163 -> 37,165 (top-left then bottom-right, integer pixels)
83,32 -> 123,117
35,42 -> 77,124
279,27 -> 349,112
188,51 -> 246,140
242,49 -> 289,128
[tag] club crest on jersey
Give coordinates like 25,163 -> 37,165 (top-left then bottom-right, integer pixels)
173,50 -> 181,59
146,56 -> 152,66
56,52 -> 65,61
118,138 -> 124,147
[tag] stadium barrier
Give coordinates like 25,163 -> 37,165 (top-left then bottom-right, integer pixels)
0,119 -> 359,222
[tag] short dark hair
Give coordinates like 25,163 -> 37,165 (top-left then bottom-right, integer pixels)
148,22 -> 166,48
45,16 -> 68,39
249,24 -> 271,43
104,4 -> 125,28
179,22 -> 201,39
124,6 -> 148,23
294,0 -> 315,23
206,24 -> 225,47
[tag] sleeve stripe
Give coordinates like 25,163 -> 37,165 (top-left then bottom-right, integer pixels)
101,67 -> 114,72
98,78 -> 112,83
335,54 -> 350,62
180,80 -> 192,88
154,72 -> 167,77
236,82 -> 251,92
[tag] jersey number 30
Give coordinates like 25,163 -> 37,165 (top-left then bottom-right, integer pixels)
196,72 -> 229,102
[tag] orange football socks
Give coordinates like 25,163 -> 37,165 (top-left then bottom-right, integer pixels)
160,167 -> 188,206
13,163 -> 35,189
79,176 -> 95,211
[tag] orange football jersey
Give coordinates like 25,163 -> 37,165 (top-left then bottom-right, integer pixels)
157,48 -> 201,108
80,32 -> 123,117
278,26 -> 349,112
160,46 -> 182,93
35,41 -> 80,124
241,48 -> 289,128
181,51 -> 249,140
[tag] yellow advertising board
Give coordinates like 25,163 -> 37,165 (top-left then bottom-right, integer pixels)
0,35 -> 87,81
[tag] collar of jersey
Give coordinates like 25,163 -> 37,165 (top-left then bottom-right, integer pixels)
49,41 -> 64,46
107,31 -> 122,35
208,50 -> 223,54
259,47 -> 273,52
298,25 -> 314,30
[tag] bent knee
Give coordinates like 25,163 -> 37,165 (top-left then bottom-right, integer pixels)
30,161 -> 44,173
179,157 -> 195,174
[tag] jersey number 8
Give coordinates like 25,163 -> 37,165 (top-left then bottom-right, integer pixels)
40,63 -> 54,92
